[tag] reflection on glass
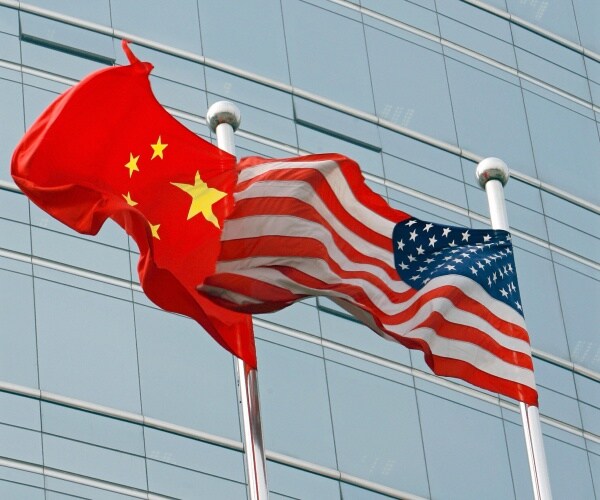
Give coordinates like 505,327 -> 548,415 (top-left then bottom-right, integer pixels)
366,26 -> 456,143
554,264 -> 600,372
506,0 -> 581,43
445,58 -> 536,177
282,1 -> 375,113
523,90 -> 600,204
198,0 -> 290,84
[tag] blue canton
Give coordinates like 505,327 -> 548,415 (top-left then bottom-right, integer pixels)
392,218 -> 524,316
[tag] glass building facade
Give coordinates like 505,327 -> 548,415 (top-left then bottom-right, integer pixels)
0,1 -> 598,498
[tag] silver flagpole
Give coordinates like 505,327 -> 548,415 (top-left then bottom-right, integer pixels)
207,101 -> 269,500
476,158 -> 553,500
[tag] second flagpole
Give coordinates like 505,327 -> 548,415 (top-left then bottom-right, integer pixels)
207,101 -> 269,500
476,157 -> 553,500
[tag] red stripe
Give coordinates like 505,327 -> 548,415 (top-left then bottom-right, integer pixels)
205,265 -> 532,370
421,353 -> 537,406
236,162 -> 407,250
218,235 -> 408,302
226,197 -> 399,279
267,265 -> 527,342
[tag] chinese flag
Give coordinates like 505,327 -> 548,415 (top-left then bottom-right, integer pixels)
11,42 -> 256,367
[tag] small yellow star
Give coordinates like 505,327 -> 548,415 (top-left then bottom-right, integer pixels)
125,153 -> 140,177
122,192 -> 138,207
149,222 -> 160,240
151,136 -> 168,160
171,171 -> 226,228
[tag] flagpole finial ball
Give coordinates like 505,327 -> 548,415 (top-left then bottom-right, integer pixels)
207,101 -> 241,133
476,157 -> 509,188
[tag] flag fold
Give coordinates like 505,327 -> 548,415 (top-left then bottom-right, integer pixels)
12,42 -> 256,367
200,154 -> 537,405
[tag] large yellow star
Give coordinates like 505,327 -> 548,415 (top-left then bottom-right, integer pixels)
149,222 -> 160,239
122,192 -> 138,206
151,136 -> 168,160
171,171 -> 226,228
125,153 -> 140,177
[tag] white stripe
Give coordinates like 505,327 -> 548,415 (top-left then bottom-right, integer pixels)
394,326 -> 536,390
216,254 -> 524,331
238,159 -> 396,237
233,180 -> 394,264
209,262 -> 529,354
220,215 -> 407,293
202,276 -> 534,390
215,256 -> 411,312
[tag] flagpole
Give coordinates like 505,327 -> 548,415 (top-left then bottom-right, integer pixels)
476,158 -> 553,500
207,101 -> 269,500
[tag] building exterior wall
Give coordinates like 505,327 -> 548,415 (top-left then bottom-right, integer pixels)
0,1 -> 598,498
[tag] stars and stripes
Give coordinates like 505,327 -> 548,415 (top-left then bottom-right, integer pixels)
393,219 -> 523,315
200,153 -> 537,405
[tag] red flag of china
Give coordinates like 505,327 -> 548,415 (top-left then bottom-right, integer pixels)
11,42 -> 256,367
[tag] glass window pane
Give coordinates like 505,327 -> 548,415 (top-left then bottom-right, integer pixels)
0,465 -> 44,488
383,154 -> 468,208
573,0 -> 600,52
146,459 -> 247,499
0,392 -> 40,430
205,68 -> 293,119
438,6 -> 515,66
512,249 -> 569,358
361,0 -> 439,36
543,428 -> 596,499
0,423 -> 43,464
554,264 -> 600,372
0,5 -> 18,35
110,0 -> 202,53
35,280 -> 142,413
0,79 -> 24,182
41,403 -> 145,455
0,269 -> 39,388
446,59 -> 536,177
327,362 -> 429,496
31,227 -> 131,281
42,434 -> 147,490
257,340 -> 337,468
319,309 -> 411,367
44,477 -> 138,499
267,461 -> 341,500
283,1 -> 375,113
0,481 -> 44,500
523,90 -> 600,205
20,13 -> 115,63
366,26 -> 456,144
418,392 -> 514,499
21,0 -> 112,25
198,0 -> 290,83
134,304 -> 241,441
506,0 -> 581,43
145,428 -> 245,482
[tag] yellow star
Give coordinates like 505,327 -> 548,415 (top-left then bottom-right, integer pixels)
122,192 -> 138,207
151,136 -> 168,160
171,171 -> 226,228
125,153 -> 140,177
149,222 -> 160,240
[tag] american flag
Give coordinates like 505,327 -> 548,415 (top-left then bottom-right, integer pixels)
200,153 -> 537,405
